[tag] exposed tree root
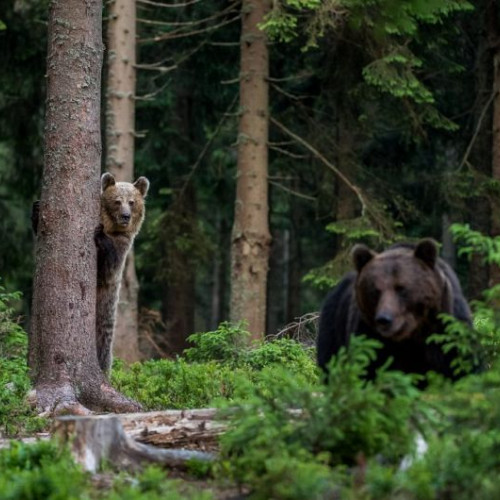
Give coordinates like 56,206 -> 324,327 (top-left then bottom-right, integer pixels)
31,380 -> 142,417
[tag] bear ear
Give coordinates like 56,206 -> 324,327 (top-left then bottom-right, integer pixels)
134,177 -> 150,197
101,172 -> 116,192
414,238 -> 439,268
352,244 -> 376,272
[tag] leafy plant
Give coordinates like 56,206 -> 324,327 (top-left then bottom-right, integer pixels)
0,283 -> 46,437
217,336 -> 426,499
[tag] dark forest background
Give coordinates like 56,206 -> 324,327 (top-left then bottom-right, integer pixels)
1,0 -> 497,355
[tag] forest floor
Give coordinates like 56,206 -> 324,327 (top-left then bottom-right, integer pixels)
1,409 -> 247,500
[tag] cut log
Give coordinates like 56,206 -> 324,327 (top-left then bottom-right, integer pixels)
53,414 -> 214,472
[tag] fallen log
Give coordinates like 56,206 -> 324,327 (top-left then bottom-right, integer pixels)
53,413 -> 215,472
117,408 -> 225,451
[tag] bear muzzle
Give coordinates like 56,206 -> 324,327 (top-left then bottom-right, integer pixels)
375,311 -> 411,341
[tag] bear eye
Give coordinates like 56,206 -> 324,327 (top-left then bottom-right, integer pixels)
114,200 -> 121,206
395,285 -> 406,296
129,200 -> 135,207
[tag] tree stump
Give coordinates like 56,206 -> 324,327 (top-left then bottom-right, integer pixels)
53,414 -> 214,472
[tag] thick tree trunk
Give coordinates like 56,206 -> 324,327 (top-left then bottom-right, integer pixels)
230,0 -> 272,340
30,0 -> 140,415
105,0 -> 142,363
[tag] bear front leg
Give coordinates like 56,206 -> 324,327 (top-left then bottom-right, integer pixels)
94,224 -> 120,286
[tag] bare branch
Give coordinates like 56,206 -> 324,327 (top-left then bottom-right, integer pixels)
269,180 -> 316,201
137,1 -> 239,27
178,93 -> 239,198
140,15 -> 240,43
137,0 -> 203,8
270,117 -> 368,213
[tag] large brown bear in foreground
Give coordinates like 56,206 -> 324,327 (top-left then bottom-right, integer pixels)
317,239 -> 472,380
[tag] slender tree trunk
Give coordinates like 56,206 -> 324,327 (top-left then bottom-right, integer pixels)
105,0 -> 141,363
468,1 -> 493,298
489,0 -> 500,285
30,0 -> 140,415
230,0 -> 272,340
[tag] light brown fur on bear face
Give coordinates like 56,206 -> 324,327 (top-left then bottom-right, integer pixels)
352,239 -> 449,342
100,173 -> 149,236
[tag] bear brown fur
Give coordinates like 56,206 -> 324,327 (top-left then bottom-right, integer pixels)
95,172 -> 149,374
316,239 -> 472,380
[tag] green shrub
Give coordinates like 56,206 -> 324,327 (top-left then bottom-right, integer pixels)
217,336 -> 425,499
0,440 -> 89,500
114,322 -> 317,410
112,358 -> 240,409
0,441 -> 213,500
185,322 -> 249,364
0,284 -> 46,437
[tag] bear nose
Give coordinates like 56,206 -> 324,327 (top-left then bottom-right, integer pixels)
375,312 -> 393,329
121,213 -> 131,222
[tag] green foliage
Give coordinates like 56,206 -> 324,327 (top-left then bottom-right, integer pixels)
217,336 -> 425,499
303,217 -> 393,289
0,440 -> 89,500
107,465 -> 214,500
186,322 -> 316,375
113,323 -> 316,409
185,322 -> 249,364
0,284 -> 46,437
0,441 -> 213,500
111,358 -> 238,410
450,223 -> 500,266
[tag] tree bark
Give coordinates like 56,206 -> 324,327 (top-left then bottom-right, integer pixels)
105,0 -> 142,363
230,0 -> 272,340
489,0 -> 500,285
467,1 -> 494,298
29,0 -> 140,415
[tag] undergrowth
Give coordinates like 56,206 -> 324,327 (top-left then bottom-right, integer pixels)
0,284 -> 46,437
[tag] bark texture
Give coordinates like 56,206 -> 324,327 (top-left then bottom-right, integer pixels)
105,0 -> 142,363
30,0 -> 140,415
468,1 -> 493,298
489,0 -> 500,286
230,0 -> 272,340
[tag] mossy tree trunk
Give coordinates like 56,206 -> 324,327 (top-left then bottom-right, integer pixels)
105,0 -> 142,363
230,0 -> 272,341
30,0 -> 141,415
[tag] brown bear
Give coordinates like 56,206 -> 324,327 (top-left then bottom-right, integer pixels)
95,172 -> 149,374
31,172 -> 150,376
316,239 -> 472,380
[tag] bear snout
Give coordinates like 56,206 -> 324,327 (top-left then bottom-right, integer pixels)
119,212 -> 131,225
375,311 -> 393,329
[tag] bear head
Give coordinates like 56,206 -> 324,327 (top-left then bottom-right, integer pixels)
352,239 -> 452,342
100,172 -> 150,234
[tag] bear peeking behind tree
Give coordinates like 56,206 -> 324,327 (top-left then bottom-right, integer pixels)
95,172 -> 150,374
316,239 -> 473,381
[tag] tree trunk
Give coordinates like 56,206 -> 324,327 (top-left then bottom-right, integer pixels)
30,0 -> 140,415
230,0 -> 272,341
467,1 -> 493,298
489,0 -> 500,285
105,0 -> 142,363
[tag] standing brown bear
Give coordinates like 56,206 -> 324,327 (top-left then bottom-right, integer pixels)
317,239 -> 472,380
95,172 -> 149,375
